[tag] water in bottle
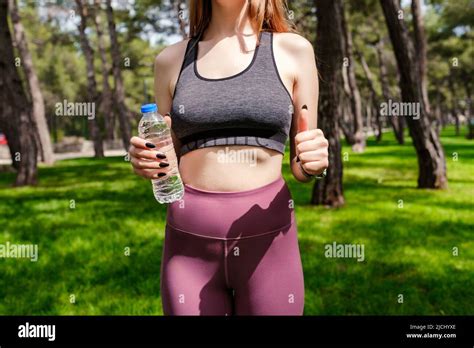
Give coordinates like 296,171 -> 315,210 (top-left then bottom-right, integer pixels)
138,103 -> 184,203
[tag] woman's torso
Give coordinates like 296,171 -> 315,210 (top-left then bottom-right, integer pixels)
166,31 -> 296,191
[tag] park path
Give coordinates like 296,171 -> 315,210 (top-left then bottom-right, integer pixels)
0,148 -> 127,165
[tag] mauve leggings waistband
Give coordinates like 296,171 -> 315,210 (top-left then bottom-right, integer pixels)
166,175 -> 296,240
183,175 -> 285,196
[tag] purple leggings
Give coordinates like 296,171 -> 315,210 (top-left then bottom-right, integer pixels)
160,176 -> 304,315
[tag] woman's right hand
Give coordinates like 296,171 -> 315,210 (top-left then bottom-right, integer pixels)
129,136 -> 170,179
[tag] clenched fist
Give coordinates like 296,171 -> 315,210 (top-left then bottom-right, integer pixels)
294,106 -> 329,177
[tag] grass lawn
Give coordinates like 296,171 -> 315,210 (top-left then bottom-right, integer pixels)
0,126 -> 472,315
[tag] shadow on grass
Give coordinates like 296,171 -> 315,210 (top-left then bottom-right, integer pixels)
300,242 -> 474,315
0,157 -> 168,314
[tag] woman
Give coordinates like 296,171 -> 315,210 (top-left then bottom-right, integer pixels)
129,0 -> 328,315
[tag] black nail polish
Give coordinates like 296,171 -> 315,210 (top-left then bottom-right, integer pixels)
156,153 -> 166,159
145,142 -> 156,148
302,104 -> 308,110
159,162 -> 169,168
158,173 -> 166,177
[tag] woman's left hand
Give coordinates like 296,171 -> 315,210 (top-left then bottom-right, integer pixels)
294,107 -> 329,176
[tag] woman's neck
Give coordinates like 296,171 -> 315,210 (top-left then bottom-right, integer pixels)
205,0 -> 256,40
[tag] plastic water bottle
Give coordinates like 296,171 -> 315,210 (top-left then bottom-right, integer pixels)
138,103 -> 184,203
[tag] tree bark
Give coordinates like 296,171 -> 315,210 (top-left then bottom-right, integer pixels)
411,0 -> 430,114
105,0 -> 131,150
464,83 -> 473,139
358,50 -> 383,142
380,0 -> 447,189
339,66 -> 356,145
93,0 -> 115,141
340,0 -> 365,152
75,0 -> 104,158
312,0 -> 345,207
447,70 -> 460,136
9,0 -> 54,165
0,0 -> 38,186
433,85 -> 442,135
375,38 -> 404,144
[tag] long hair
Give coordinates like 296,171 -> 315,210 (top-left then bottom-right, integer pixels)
188,0 -> 297,40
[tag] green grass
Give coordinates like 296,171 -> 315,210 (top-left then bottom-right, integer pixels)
0,126 -> 472,315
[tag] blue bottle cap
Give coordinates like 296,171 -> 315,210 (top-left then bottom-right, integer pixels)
141,103 -> 158,113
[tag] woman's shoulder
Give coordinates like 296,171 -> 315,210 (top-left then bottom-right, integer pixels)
272,32 -> 316,71
272,32 -> 314,53
154,38 -> 192,71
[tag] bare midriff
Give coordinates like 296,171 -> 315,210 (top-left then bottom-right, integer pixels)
178,145 -> 284,192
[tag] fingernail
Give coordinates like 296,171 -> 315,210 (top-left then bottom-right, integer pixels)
302,105 -> 308,110
159,162 -> 169,168
145,142 -> 156,148
156,153 -> 166,159
157,173 -> 166,177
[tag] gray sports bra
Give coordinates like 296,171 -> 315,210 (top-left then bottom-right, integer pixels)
170,31 -> 294,156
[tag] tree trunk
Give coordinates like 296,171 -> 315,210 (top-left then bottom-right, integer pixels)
375,38 -> 404,144
358,50 -> 383,142
75,0 -> 104,158
380,0 -> 447,189
433,86 -> 442,135
340,0 -> 365,152
411,0 -> 430,114
0,0 -> 38,186
464,84 -> 472,119
9,0 -> 54,165
447,70 -> 460,136
339,116 -> 356,145
93,0 -> 115,141
441,104 -> 449,128
106,0 -> 131,150
312,0 -> 345,207
365,102 -> 371,134
340,58 -> 356,145
464,83 -> 473,139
